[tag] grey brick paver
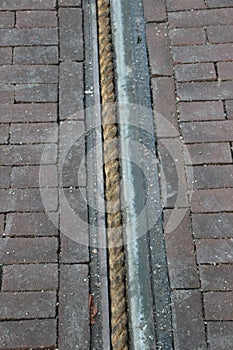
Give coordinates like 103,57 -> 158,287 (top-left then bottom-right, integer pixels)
0,0 -> 56,10
59,0 -> 81,6
200,265 -> 233,291
5,212 -> 58,236
179,101 -> 225,121
14,46 -> 58,64
167,0 -> 206,11
0,28 -> 58,46
0,320 -> 57,349
193,213 -> 233,239
59,265 -> 90,350
208,322 -> 233,350
2,264 -> 58,291
0,65 -> 58,84
143,0 -> 166,22
59,8 -> 83,61
0,103 -> 57,123
16,10 -> 58,28
0,291 -> 56,320
15,83 -> 58,102
0,237 -> 58,263
171,290 -> 207,349
146,23 -> 172,76
0,47 -> 12,64
59,62 -> 84,119
164,211 -> 199,289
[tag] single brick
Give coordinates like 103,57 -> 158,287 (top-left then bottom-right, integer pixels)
2,264 -> 58,291
175,63 -> 216,82
61,139 -> 86,187
167,0 -> 206,11
16,10 -> 57,28
0,47 -> 12,64
15,84 -> 58,102
218,62 -> 233,81
61,188 -> 88,222
226,100 -> 233,119
60,234 -> 89,263
0,85 -> 14,103
59,265 -> 90,350
151,78 -> 178,136
5,212 -> 58,237
200,265 -> 233,290
207,0 -> 233,7
11,165 -> 58,188
59,62 -> 84,119
161,140 -> 180,195
146,23 -> 172,76
196,239 -> 233,264
164,210 -> 199,288
60,188 -> 89,248
0,0 -> 56,10
204,292 -> 233,320
0,144 -> 57,165
179,101 -> 225,121
158,139 -> 188,207
181,120 -> 233,143
59,8 -> 83,61
60,121 -> 86,187
0,11 -> 14,28
143,0 -> 166,22
177,81 -> 233,101
170,28 -> 206,46
207,322 -> 233,350
0,214 -> 4,235
0,291 -> 56,320
0,28 -> 58,46
193,213 -> 233,239
191,189 -> 233,213
171,290 -> 207,349
0,65 -> 58,84
0,188 -> 58,212
0,167 -> 11,188
0,237 -> 58,264
0,103 -> 57,123
190,165 -> 233,190
172,44 -> 233,64
184,143 -> 232,165
208,25 -> 233,44
14,46 -> 58,64
0,319 -> 56,349
0,124 -> 9,144
10,122 -> 58,144
59,0 -> 81,6
169,8 -> 233,28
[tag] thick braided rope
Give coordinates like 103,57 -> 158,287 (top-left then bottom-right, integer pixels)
97,0 -> 128,349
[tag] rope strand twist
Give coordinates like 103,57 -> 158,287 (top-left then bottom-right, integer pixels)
97,0 -> 128,349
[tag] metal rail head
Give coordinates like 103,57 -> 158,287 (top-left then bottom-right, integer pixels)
97,0 -> 129,349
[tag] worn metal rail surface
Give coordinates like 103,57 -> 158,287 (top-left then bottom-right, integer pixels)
84,0 -> 173,348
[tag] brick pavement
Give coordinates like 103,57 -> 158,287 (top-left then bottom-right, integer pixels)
1,0 -> 233,349
0,1 -> 89,349
145,0 -> 233,348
